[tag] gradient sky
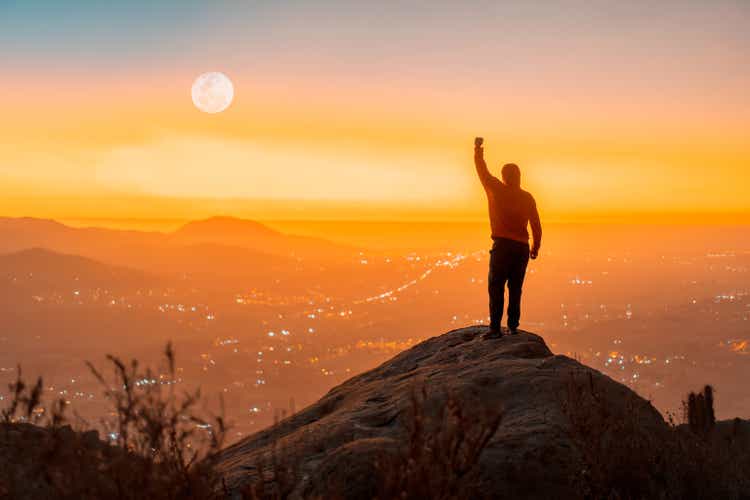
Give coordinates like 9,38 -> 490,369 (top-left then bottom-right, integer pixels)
1,0 -> 748,221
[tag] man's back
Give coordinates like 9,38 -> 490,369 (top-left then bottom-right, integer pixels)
484,182 -> 538,244
474,145 -> 541,251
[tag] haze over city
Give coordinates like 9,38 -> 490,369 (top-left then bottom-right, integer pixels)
0,217 -> 747,439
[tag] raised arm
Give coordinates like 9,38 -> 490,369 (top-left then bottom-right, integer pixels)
474,142 -> 502,191
529,196 -> 542,259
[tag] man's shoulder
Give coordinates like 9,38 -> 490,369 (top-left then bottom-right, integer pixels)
485,178 -> 506,193
521,189 -> 536,202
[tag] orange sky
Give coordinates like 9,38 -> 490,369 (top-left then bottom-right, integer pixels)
1,2 -> 748,223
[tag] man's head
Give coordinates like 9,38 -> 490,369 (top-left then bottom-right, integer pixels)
501,163 -> 521,188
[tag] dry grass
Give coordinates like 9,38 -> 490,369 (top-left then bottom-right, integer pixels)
562,372 -> 750,499
1,343 -> 228,500
374,384 -> 503,500
234,384 -> 502,500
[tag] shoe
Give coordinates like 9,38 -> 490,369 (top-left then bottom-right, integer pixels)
508,327 -> 519,335
483,328 -> 503,339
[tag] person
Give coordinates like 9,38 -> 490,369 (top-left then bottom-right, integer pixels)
474,137 -> 542,336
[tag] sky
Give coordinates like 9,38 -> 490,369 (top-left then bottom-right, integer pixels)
1,0 -> 748,222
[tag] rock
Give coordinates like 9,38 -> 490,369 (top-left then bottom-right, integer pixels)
215,326 -> 669,499
81,429 -> 101,448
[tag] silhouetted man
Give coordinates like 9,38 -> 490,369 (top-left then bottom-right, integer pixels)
474,137 -> 541,336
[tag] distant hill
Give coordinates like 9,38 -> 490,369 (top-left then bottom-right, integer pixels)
0,217 -> 166,263
170,216 -> 353,259
0,216 -> 355,276
171,216 -> 282,241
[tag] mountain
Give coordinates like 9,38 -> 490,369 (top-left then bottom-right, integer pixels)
0,217 -> 168,271
170,216 -> 353,260
216,326 -> 675,498
0,217 -> 164,257
0,217 -> 354,276
171,216 -> 282,242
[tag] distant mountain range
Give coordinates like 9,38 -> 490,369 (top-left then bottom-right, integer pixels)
0,216 -> 355,279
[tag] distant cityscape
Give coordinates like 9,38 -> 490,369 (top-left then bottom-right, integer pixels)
0,219 -> 748,442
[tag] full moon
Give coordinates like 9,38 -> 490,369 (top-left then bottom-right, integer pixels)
191,72 -> 234,114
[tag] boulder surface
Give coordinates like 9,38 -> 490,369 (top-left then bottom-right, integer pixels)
216,326 -> 668,498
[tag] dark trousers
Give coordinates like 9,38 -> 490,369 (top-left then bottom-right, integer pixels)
488,237 -> 530,330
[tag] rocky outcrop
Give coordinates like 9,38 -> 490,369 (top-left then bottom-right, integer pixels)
3,326 -> 746,498
216,326 -> 669,499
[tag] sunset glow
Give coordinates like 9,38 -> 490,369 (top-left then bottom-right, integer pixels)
1,1 -> 748,223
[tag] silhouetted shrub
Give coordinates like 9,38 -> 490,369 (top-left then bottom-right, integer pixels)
562,373 -> 750,499
373,384 -> 503,500
561,370 -> 665,499
236,383 -> 502,500
684,385 -> 716,435
0,343 -> 228,500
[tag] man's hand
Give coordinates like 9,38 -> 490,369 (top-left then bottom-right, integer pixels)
474,137 -> 484,159
474,136 -> 501,190
530,247 -> 539,260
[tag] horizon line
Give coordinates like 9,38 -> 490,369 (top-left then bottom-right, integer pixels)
0,213 -> 746,232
